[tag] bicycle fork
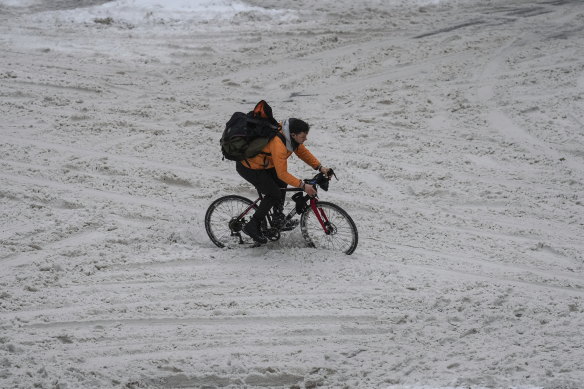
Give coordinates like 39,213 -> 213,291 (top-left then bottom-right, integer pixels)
309,198 -> 333,235
294,193 -> 333,235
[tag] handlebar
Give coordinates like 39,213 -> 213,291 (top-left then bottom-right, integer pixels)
290,169 -> 337,212
303,168 -> 337,192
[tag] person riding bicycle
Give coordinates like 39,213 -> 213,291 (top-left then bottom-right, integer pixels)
237,104 -> 331,244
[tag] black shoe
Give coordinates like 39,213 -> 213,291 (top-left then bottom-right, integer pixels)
242,220 -> 267,244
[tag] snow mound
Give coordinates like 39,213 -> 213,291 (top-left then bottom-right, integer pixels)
0,0 -> 40,6
34,0 -> 294,27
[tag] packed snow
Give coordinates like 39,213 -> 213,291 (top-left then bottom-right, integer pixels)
1,0 -> 583,388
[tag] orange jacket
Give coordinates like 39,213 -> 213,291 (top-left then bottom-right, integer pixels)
243,133 -> 321,188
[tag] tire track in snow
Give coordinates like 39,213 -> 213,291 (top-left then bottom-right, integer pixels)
474,32 -> 583,173
1,134 -> 210,177
1,230 -> 107,267
387,243 -> 584,293
0,172 -> 193,213
24,314 -> 379,329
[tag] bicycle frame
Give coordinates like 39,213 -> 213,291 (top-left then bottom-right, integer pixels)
237,188 -> 332,235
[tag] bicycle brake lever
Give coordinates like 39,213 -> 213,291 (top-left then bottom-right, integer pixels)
327,168 -> 338,180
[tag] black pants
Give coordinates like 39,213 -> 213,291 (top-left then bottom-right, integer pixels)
236,162 -> 287,223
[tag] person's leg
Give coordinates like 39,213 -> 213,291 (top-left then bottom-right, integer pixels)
264,168 -> 300,230
236,163 -> 283,223
267,168 -> 287,213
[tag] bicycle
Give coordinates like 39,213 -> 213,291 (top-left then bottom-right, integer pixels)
204,171 -> 358,255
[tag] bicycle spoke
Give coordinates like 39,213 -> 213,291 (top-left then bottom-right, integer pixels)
300,201 -> 358,255
205,195 -> 256,248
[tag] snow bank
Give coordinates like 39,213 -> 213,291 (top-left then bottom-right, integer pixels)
31,0 -> 295,28
0,0 -> 40,6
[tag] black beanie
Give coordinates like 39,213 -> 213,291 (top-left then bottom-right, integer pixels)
288,118 -> 310,134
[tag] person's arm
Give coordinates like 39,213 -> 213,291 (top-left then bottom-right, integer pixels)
296,144 -> 331,176
294,144 -> 329,196
294,144 -> 320,170
272,141 -> 303,188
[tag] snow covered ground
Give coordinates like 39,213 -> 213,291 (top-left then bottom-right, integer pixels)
1,0 -> 583,387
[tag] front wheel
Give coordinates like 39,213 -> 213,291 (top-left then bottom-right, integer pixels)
205,195 -> 257,248
300,201 -> 358,255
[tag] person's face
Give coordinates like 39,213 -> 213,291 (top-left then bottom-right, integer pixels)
291,132 -> 308,144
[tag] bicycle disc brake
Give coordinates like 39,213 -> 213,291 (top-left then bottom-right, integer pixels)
324,221 -> 337,235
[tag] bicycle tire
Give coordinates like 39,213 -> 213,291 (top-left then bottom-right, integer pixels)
300,201 -> 358,255
205,195 -> 257,248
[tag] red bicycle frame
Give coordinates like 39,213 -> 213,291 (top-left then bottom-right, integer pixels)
237,189 -> 332,235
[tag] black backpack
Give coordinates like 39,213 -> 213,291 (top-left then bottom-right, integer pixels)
220,100 -> 285,162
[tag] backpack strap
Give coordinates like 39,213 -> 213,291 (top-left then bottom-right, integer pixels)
259,132 -> 287,157
275,132 -> 286,145
239,130 -> 285,169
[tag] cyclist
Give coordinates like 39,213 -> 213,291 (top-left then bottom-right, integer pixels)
237,116 -> 331,244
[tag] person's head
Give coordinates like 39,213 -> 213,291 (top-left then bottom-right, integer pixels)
288,118 -> 310,144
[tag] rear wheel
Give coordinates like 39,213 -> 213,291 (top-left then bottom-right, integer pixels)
205,195 -> 257,248
300,201 -> 358,255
